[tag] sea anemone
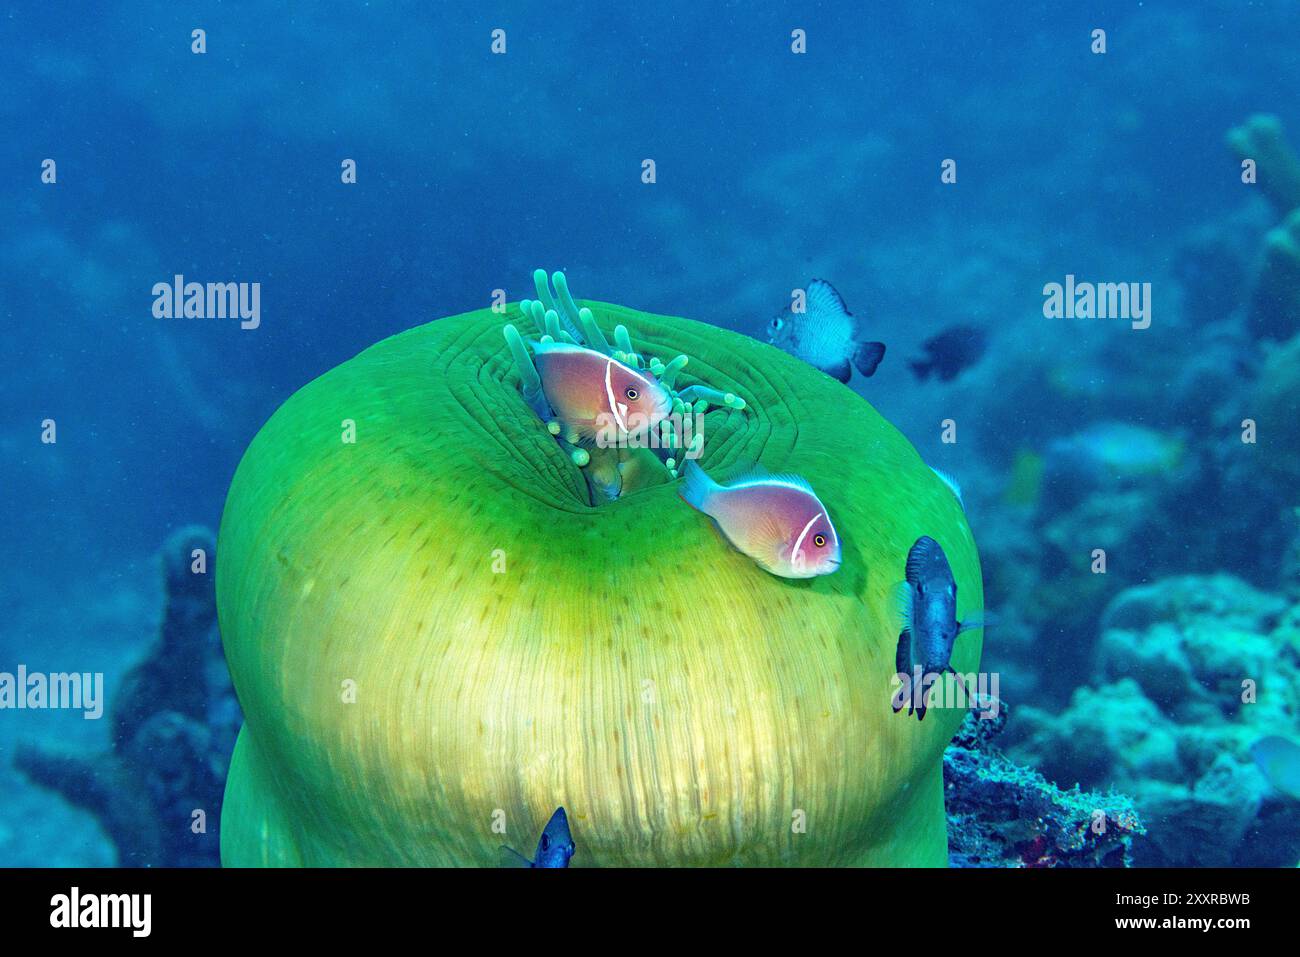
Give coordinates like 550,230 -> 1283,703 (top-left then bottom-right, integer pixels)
216,277 -> 983,866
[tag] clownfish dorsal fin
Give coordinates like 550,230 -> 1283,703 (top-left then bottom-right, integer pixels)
528,338 -> 597,358
725,468 -> 815,497
744,513 -> 796,566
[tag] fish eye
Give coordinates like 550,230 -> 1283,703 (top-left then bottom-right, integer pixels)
540,835 -> 550,851
625,386 -> 639,401
770,317 -> 783,330
813,534 -> 826,548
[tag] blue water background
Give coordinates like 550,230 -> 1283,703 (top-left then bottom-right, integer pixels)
2,1 -> 1298,863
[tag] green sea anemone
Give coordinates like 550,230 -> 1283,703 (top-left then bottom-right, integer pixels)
216,281 -> 983,866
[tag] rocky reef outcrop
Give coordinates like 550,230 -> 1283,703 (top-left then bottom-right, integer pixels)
1004,574 -> 1300,867
13,527 -> 239,867
943,701 -> 1143,867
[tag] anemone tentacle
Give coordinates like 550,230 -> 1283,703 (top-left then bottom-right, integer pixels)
657,354 -> 689,389
502,322 -> 548,419
578,306 -> 614,355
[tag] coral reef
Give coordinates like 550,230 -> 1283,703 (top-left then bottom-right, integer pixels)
1224,116 -> 1300,341
13,527 -> 239,867
1250,331 -> 1300,483
944,701 -> 1143,867
977,349 -> 1295,706
217,284 -> 983,867
959,120 -> 1300,864
1250,210 -> 1300,341
1172,225 -> 1251,328
1227,114 -> 1300,216
1004,574 -> 1300,867
978,422 -> 1204,703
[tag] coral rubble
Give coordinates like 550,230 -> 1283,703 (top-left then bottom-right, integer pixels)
944,701 -> 1143,867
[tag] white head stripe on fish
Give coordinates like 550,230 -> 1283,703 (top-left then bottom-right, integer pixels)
791,511 -> 823,563
603,356 -> 662,432
603,358 -> 629,432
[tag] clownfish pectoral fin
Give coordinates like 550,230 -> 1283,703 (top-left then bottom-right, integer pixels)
499,845 -> 533,868
747,514 -> 797,566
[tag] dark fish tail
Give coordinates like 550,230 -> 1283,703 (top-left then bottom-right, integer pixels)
908,358 -> 932,381
825,359 -> 853,383
853,341 -> 886,377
